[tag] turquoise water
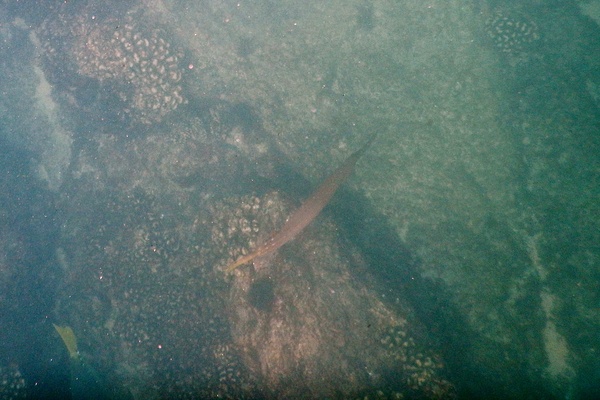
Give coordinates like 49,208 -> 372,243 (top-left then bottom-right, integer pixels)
0,1 -> 598,398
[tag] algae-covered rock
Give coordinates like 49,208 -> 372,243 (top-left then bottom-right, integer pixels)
208,191 -> 454,398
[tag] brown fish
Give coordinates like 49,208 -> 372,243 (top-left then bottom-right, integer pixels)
225,136 -> 376,273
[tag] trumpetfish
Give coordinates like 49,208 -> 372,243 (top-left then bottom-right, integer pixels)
225,135 -> 376,273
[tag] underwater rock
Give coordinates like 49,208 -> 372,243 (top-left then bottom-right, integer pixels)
67,116 -> 242,203
0,364 -> 26,399
0,17 -> 73,192
57,187 -> 258,399
484,11 -> 540,54
56,170 -> 454,399
208,191 -> 455,399
38,5 -> 185,124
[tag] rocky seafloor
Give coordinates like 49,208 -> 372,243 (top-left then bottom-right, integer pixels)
0,0 -> 599,398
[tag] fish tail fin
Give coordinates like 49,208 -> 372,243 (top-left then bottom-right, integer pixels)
53,324 -> 79,359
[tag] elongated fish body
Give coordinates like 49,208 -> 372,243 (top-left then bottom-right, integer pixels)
225,136 -> 376,273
